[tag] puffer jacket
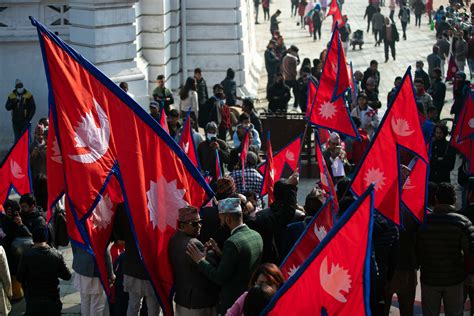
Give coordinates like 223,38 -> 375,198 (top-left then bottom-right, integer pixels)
417,204 -> 474,286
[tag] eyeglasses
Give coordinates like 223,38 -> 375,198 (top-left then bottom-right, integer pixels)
182,220 -> 202,227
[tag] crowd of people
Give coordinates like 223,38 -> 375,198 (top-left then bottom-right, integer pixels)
2,0 -> 474,315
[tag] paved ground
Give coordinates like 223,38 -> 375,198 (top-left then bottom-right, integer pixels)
10,0 -> 470,314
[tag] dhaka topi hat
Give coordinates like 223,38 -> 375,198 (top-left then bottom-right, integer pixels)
178,206 -> 199,222
218,198 -> 242,214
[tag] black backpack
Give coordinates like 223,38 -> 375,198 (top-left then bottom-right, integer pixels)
49,206 -> 69,247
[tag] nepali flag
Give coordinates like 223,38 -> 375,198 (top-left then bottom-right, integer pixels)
307,26 -> 358,139
264,185 -> 374,316
456,92 -> 474,142
259,136 -> 301,197
315,131 -> 339,213
159,104 -> 169,134
240,129 -> 251,189
348,62 -> 357,108
306,77 -> 318,114
262,133 -> 276,204
32,17 -> 213,315
46,111 -> 64,220
451,93 -> 474,175
0,127 -> 32,208
327,0 -> 340,16
280,197 -> 336,279
401,157 -> 428,223
351,68 -> 429,225
178,111 -> 200,168
446,54 -> 458,82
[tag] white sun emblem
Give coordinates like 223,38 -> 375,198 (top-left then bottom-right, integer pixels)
469,118 -> 474,129
363,167 -> 386,191
146,177 -> 188,232
320,256 -> 352,303
90,194 -> 114,230
319,101 -> 338,120
391,117 -> 414,137
287,265 -> 300,278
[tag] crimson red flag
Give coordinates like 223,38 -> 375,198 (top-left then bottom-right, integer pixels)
215,149 -> 223,180
178,112 -> 200,168
33,17 -> 213,315
351,68 -> 428,225
241,129 -> 250,189
0,127 -> 32,208
401,157 -> 428,222
446,54 -> 458,82
306,78 -> 317,114
456,93 -> 474,142
262,133 -> 276,204
259,136 -> 301,197
315,132 -> 339,213
451,94 -> 474,175
264,186 -> 374,316
280,197 -> 336,279
159,105 -> 169,134
308,27 -> 357,139
327,0 -> 339,16
46,111 -> 65,221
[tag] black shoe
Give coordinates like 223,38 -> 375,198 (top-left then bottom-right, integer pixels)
385,59 -> 388,63
393,56 -> 396,60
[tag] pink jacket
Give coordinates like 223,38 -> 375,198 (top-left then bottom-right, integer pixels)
226,291 -> 248,316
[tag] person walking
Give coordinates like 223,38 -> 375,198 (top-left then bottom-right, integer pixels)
455,32 -> 468,73
340,16 -> 352,52
281,45 -> 300,108
298,0 -> 308,29
291,0 -> 299,17
270,10 -> 281,36
381,17 -> 398,62
372,8 -> 385,46
179,77 -> 199,125
398,2 -> 410,40
254,0 -> 260,24
262,0 -> 270,21
221,68 -> 238,106
389,0 -> 396,22
312,4 -> 324,41
186,197 -> 263,315
364,3 -> 377,32
413,0 -> 425,28
427,45 -> 442,78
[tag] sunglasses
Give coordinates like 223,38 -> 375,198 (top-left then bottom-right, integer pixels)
182,220 -> 202,227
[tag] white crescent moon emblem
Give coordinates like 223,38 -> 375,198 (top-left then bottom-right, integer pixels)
391,117 -> 414,137
69,98 -> 110,164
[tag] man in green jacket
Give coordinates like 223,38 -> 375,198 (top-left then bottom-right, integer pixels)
5,79 -> 36,141
187,197 -> 263,315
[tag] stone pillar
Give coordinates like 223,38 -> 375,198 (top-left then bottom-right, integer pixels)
185,0 -> 262,98
68,0 -> 149,106
136,0 -> 181,94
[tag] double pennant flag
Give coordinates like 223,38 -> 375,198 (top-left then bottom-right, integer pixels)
264,186 -> 374,316
32,17 -> 213,315
451,92 -> 474,175
307,26 -> 359,140
178,110 -> 200,169
327,0 -> 345,29
259,136 -> 301,198
262,133 -> 276,204
401,157 -> 428,222
351,68 -> 429,225
0,127 -> 32,209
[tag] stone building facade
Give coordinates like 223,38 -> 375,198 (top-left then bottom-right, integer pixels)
0,0 -> 261,148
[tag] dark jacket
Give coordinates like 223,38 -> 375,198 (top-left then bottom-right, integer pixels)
17,245 -> 71,300
413,0 -> 425,15
414,69 -> 431,90
5,89 -> 36,126
221,77 -> 237,106
364,4 -> 377,21
199,96 -> 218,128
113,205 -> 148,280
373,213 -> 399,283
417,204 -> 474,286
297,77 -> 309,113
196,78 -> 209,106
197,225 -> 263,315
21,209 -> 46,235
361,68 -> 380,92
249,111 -> 263,138
428,78 -> 446,110
168,231 -> 219,309
429,138 -> 456,183
267,81 -> 291,113
198,204 -> 230,249
395,209 -> 419,270
197,139 -> 230,180
451,79 -> 471,116
381,23 -> 399,43
265,48 -> 280,79
247,182 -> 297,264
